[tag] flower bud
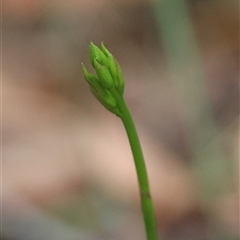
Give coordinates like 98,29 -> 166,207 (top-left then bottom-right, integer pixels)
90,87 -> 121,117
81,42 -> 125,116
101,42 -> 125,95
82,63 -> 120,115
89,42 -> 108,68
82,63 -> 98,85
109,58 -> 125,95
101,42 -> 112,57
94,59 -> 114,89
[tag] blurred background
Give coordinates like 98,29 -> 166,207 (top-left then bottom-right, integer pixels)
2,0 -> 239,239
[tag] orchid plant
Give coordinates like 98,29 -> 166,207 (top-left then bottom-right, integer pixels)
82,42 -> 158,240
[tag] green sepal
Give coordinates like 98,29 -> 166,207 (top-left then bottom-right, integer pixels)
82,63 -> 120,115
89,42 -> 108,68
90,87 -> 121,117
94,59 -> 114,89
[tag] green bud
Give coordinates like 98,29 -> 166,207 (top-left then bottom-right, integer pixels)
101,42 -> 112,57
90,87 -> 121,117
109,58 -> 125,95
82,63 -> 98,85
82,63 -> 121,116
89,42 -> 108,68
94,59 -> 114,89
101,42 -> 125,95
82,63 -> 106,98
81,42 -> 125,116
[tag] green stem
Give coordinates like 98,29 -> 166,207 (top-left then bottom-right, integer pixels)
110,88 -> 158,240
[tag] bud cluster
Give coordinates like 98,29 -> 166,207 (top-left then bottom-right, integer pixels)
82,42 -> 125,116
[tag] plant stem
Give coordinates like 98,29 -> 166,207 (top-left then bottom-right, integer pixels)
110,88 -> 158,240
